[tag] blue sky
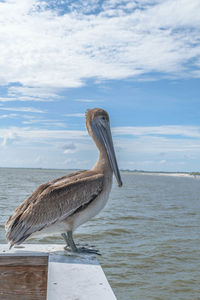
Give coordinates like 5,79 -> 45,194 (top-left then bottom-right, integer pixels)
0,0 -> 200,171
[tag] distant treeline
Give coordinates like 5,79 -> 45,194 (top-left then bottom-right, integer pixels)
121,170 -> 200,175
190,172 -> 200,176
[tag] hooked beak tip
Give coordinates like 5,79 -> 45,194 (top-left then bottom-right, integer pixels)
118,180 -> 123,187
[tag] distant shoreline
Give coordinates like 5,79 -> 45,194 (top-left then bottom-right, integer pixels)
134,172 -> 199,178
0,167 -> 199,177
120,170 -> 200,177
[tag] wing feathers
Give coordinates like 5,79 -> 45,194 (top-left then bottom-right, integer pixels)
6,170 -> 103,246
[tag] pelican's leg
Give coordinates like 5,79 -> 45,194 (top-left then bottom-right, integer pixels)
66,231 -> 78,252
61,233 -> 71,249
63,231 -> 101,255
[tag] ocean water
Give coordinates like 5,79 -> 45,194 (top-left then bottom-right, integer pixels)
0,168 -> 200,300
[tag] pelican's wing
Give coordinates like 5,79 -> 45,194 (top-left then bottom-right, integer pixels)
6,170 -> 104,246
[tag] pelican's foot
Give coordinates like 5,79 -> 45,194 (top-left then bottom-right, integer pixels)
64,245 -> 70,251
64,245 -> 101,255
62,231 -> 100,255
77,246 -> 101,256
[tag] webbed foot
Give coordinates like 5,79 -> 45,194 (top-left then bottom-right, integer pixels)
77,246 -> 101,255
62,231 -> 100,255
64,245 -> 101,255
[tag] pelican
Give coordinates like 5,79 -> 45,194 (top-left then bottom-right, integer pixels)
5,108 -> 122,254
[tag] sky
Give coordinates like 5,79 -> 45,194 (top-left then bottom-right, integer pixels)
0,0 -> 200,172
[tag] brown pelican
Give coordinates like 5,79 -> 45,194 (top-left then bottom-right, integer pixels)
5,108 -> 122,254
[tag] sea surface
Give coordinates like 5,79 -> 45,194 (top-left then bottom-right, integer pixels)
0,168 -> 200,300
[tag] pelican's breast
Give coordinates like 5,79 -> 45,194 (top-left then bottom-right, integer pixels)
66,174 -> 113,230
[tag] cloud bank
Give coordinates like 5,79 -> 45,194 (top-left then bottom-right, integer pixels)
1,125 -> 200,171
0,0 -> 200,91
0,1 -> 199,172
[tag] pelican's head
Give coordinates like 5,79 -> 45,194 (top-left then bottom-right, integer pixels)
86,108 -> 123,187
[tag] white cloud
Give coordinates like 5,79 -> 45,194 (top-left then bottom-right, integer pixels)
0,86 -> 61,102
0,113 -> 17,119
6,86 -> 60,102
113,125 -> 200,138
64,113 -> 85,117
0,97 -> 15,102
160,160 -> 166,164
34,155 -> 42,164
115,135 -> 200,171
74,99 -> 96,103
116,135 -> 200,156
0,106 -> 45,113
64,158 -> 77,165
1,129 -> 17,147
0,0 -> 199,92
0,127 -> 88,143
21,116 -> 67,127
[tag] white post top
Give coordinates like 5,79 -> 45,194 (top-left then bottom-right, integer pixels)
0,244 -> 117,300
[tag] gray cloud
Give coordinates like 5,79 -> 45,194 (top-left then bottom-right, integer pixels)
63,142 -> 77,154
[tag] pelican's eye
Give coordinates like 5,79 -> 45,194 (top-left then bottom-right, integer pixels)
96,115 -> 106,128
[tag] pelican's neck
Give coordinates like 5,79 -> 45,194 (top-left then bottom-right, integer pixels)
92,148 -> 112,174
87,122 -> 112,174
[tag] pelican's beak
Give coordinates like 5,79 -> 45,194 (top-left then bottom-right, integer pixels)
91,120 -> 123,187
